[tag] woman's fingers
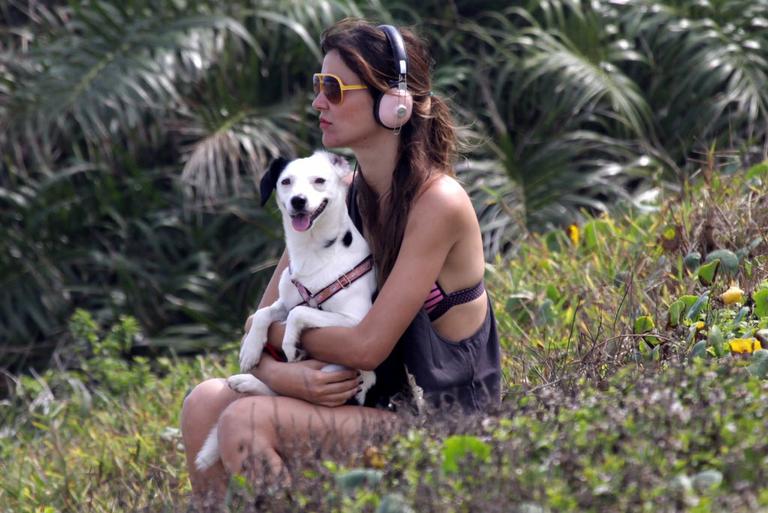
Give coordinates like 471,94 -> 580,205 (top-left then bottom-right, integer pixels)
319,388 -> 362,407
320,368 -> 360,384
300,359 -> 330,371
321,376 -> 361,396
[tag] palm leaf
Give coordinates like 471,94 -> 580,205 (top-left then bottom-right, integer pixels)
5,1 -> 255,161
622,0 -> 768,164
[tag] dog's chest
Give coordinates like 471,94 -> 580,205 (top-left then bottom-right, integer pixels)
278,243 -> 374,317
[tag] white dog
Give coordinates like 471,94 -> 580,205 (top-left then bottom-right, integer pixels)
194,150 -> 377,471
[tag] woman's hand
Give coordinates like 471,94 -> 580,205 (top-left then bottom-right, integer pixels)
288,359 -> 362,407
251,354 -> 361,407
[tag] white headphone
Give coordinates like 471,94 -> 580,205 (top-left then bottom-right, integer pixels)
373,25 -> 413,131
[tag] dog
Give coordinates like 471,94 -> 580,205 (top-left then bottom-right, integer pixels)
194,150 -> 377,471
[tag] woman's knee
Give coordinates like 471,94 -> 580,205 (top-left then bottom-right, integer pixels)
182,378 -> 226,415
218,396 -> 277,440
181,378 -> 241,443
217,397 -> 278,472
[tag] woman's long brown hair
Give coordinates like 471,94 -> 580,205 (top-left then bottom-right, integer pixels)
320,18 -> 457,283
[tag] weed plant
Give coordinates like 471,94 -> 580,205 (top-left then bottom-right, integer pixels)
1,165 -> 767,512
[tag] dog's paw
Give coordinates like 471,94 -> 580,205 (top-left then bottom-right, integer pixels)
239,343 -> 264,373
355,370 -> 376,404
227,374 -> 275,396
282,342 -> 298,362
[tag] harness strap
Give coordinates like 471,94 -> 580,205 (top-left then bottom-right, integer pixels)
292,255 -> 374,309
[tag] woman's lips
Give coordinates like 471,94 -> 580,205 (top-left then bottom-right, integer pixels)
319,119 -> 331,128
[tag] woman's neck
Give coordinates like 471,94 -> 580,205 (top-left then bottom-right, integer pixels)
352,131 -> 400,196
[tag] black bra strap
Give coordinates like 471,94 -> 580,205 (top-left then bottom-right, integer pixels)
427,281 -> 486,322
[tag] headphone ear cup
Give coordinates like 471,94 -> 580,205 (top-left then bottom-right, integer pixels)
377,87 -> 413,129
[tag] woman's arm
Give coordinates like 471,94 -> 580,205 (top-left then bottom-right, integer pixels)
251,354 -> 361,407
244,250 -> 360,406
300,178 -> 475,370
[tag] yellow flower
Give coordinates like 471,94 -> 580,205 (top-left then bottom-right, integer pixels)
719,285 -> 744,305
694,321 -> 705,331
728,338 -> 762,354
363,446 -> 386,469
568,224 -> 580,246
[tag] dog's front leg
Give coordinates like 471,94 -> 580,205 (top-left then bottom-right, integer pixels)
283,307 -> 376,404
282,306 -> 358,362
239,300 -> 288,372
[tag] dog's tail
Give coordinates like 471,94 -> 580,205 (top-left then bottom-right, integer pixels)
195,425 -> 220,471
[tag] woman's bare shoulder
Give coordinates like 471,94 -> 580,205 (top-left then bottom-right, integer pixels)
413,173 -> 473,219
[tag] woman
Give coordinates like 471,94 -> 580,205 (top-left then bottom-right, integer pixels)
181,17 -> 501,506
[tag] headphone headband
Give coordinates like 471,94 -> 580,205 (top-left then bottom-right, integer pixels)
374,24 -> 412,131
378,24 -> 408,81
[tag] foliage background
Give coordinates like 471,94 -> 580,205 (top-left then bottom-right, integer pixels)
2,0 -> 768,511
2,0 -> 768,366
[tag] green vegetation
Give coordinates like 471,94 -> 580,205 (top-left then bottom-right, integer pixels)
3,0 -> 768,361
2,1 -> 768,511
2,167 -> 766,512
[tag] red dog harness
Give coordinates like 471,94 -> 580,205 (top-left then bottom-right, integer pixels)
291,255 -> 374,310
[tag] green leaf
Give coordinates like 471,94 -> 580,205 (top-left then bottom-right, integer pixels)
680,295 -> 700,311
377,493 -> 415,513
336,469 -> 383,494
634,315 -> 655,333
668,300 -> 686,327
708,325 -> 725,358
754,289 -> 768,319
705,249 -> 739,276
634,315 -> 660,345
685,294 -> 709,322
691,340 -> 707,358
683,251 -> 702,271
745,161 -> 768,180
748,349 -> 768,378
732,306 -> 750,327
506,292 -> 535,324
697,260 -> 719,285
692,470 -> 723,492
545,284 -> 561,303
582,219 -> 615,251
442,435 -> 491,474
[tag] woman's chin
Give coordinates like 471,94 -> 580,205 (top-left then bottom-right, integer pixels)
321,134 -> 343,149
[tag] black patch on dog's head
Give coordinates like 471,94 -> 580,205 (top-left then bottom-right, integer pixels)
343,231 -> 353,247
323,238 -> 337,248
260,157 -> 289,206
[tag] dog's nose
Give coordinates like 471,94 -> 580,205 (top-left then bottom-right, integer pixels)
291,195 -> 307,210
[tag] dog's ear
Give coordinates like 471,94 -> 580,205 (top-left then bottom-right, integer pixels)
328,153 -> 351,179
260,157 -> 289,206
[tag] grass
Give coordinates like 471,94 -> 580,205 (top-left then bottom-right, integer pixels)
1,163 -> 767,512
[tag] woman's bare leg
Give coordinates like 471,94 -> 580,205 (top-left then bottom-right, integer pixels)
217,396 -> 397,486
180,378 -> 246,511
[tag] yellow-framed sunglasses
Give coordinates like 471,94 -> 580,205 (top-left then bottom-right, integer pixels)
313,73 -> 368,105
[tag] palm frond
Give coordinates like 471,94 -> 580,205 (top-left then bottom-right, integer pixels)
622,0 -> 768,162
168,0 -> 363,203
4,1 -> 254,164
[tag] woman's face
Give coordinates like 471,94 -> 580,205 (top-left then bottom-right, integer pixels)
312,50 -> 379,150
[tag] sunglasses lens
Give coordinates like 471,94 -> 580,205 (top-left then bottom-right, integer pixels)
323,76 -> 342,104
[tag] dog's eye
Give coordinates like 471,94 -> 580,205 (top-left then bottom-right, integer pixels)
314,178 -> 326,185
280,178 -> 291,186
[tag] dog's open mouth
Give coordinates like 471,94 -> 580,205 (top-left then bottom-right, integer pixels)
291,199 -> 328,232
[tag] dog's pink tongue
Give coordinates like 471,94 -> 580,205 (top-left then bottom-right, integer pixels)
292,214 -> 311,232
